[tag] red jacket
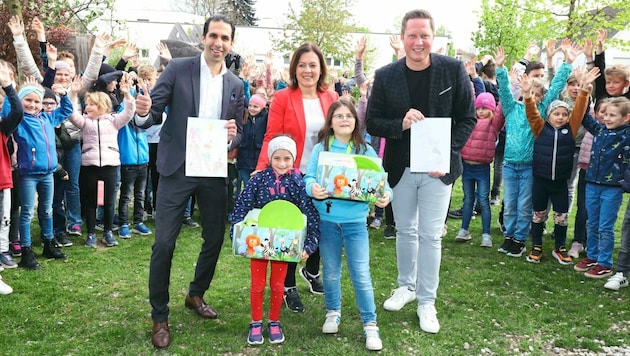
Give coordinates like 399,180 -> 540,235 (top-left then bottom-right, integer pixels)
461,103 -> 505,164
256,88 -> 338,171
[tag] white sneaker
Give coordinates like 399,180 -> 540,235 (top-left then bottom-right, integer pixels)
0,275 -> 13,295
383,287 -> 416,311
417,304 -> 440,333
441,224 -> 448,238
363,323 -> 383,351
454,229 -> 471,242
604,272 -> 628,291
480,233 -> 493,247
322,310 -> 341,334
568,241 -> 584,259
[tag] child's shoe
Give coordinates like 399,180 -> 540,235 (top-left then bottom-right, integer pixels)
506,239 -> 525,257
85,233 -> 98,248
480,233 -> 493,247
118,224 -> 131,239
369,217 -> 382,229
568,241 -> 583,258
0,275 -> 13,295
526,245 -> 543,263
497,237 -> 513,253
604,272 -> 628,291
0,251 -> 18,269
102,230 -> 119,247
18,246 -> 41,270
363,322 -> 383,351
247,322 -> 264,345
133,222 -> 152,235
10,241 -> 21,257
552,246 -> 572,265
574,257 -> 597,272
284,287 -> 304,312
322,310 -> 341,334
267,321 -> 285,344
454,229 -> 471,242
584,264 -> 613,279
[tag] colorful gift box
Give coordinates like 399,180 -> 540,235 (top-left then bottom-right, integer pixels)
232,200 -> 306,262
316,151 -> 388,202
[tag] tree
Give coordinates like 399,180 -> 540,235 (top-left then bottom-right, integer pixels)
271,0 -> 357,68
177,0 -> 258,26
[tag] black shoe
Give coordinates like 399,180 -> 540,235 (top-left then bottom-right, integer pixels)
284,287 -> 304,312
447,208 -> 463,219
55,232 -> 73,247
383,225 -> 396,239
299,267 -> 324,295
18,246 -> 41,270
42,239 -> 68,260
506,239 -> 526,257
497,237 -> 513,254
182,217 -> 200,228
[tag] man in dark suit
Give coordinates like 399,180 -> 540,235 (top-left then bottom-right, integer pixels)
366,9 -> 476,334
135,15 -> 244,349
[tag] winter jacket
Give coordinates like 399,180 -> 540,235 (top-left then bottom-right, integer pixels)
118,122 -> 149,166
14,94 -> 73,176
582,113 -> 630,187
236,109 -> 268,171
230,167 -> 319,255
461,103 -> 505,164
68,97 -> 135,167
578,132 -> 593,170
0,85 -> 23,188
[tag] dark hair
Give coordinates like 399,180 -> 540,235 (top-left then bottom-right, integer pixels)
317,99 -> 366,154
525,61 -> 545,74
481,62 -> 496,79
594,97 -> 611,114
203,15 -> 235,41
288,43 -> 328,92
401,9 -> 435,35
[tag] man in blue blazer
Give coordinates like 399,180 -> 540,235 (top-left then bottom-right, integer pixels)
366,9 -> 476,335
135,15 -> 244,349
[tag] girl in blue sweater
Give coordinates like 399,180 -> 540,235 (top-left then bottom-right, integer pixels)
304,99 -> 392,351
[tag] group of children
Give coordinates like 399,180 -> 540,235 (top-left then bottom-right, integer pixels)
453,34 -> 630,292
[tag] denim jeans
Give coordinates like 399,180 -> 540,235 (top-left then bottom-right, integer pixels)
19,173 -> 54,247
585,183 -> 622,268
502,163 -> 533,242
53,141 -> 82,235
319,220 -> 376,324
461,162 -> 491,234
118,164 -> 148,225
391,168 -> 451,305
237,168 -> 252,197
572,169 -> 588,244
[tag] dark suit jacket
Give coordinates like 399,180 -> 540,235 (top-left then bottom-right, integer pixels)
141,55 -> 244,177
366,54 -> 476,187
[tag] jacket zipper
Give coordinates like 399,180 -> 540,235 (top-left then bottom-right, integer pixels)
551,128 -> 558,180
97,120 -> 102,167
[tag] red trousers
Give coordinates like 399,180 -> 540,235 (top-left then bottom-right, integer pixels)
250,259 -> 288,321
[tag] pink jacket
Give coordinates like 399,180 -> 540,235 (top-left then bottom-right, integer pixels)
578,132 -> 593,170
69,98 -> 135,167
461,103 -> 505,164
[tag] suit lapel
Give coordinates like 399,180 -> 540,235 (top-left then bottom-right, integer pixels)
221,72 -> 233,119
191,55 -> 201,117
290,89 -> 306,137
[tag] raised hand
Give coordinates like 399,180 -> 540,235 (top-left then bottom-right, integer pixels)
356,36 -> 367,59
122,43 -> 138,61
545,39 -> 558,59
51,83 -> 67,96
31,17 -> 46,42
68,75 -> 82,98
23,76 -> 38,85
118,72 -> 132,99
95,33 -> 111,50
583,38 -> 594,60
389,34 -> 403,59
102,36 -> 124,56
519,73 -> 533,98
46,43 -> 58,68
559,38 -> 581,64
464,60 -> 477,78
8,15 -> 24,37
596,28 -> 607,54
508,65 -> 520,84
524,40 -> 540,60
581,66 -> 601,87
156,42 -> 172,62
494,47 -> 506,67
0,61 -> 12,87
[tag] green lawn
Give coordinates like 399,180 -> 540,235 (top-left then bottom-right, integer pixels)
0,182 -> 628,355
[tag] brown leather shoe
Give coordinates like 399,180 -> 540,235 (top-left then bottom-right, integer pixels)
185,294 -> 218,319
151,321 -> 171,349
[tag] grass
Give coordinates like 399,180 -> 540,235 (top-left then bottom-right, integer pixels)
1,181 -> 629,355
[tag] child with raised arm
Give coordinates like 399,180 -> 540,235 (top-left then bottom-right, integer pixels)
305,99 -> 392,351
230,135 -> 319,346
521,67 -> 600,265
575,97 -> 630,278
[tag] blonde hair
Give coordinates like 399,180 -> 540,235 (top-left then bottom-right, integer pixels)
85,91 -> 112,115
137,64 -> 157,80
604,64 -> 630,82
58,51 -> 75,61
608,97 -> 630,117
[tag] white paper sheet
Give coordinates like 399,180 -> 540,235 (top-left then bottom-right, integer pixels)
410,117 -> 451,173
185,117 -> 227,177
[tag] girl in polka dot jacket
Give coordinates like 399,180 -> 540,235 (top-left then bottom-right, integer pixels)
230,135 -> 319,346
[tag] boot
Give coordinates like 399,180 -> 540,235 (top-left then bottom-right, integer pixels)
42,239 -> 68,260
18,246 -> 41,270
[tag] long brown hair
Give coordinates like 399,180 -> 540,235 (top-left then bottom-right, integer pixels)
317,99 -> 366,154
288,42 -> 328,92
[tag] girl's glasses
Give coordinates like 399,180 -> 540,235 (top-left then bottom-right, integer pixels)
332,114 -> 354,121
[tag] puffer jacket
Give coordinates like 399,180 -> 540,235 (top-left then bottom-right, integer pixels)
582,113 -> 630,186
461,103 -> 505,164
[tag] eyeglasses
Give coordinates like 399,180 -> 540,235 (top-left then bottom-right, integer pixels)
42,102 -> 57,107
332,114 -> 354,121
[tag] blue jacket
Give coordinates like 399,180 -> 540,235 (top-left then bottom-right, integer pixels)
236,109 -> 268,171
304,139 -> 393,224
14,94 -> 73,175
230,167 -> 319,255
117,122 -> 149,165
582,113 -> 630,186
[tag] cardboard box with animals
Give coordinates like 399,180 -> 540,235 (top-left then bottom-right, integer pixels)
316,151 -> 387,202
232,200 -> 306,262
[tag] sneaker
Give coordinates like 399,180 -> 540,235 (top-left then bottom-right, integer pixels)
568,241 -> 584,259
498,237 -> 513,253
363,322 -> 383,351
604,272 -> 628,291
247,322 -> 264,345
133,222 -> 152,235
1,251 -> 18,269
480,233 -> 493,247
526,245 -> 543,263
417,304 -> 440,334
383,225 -> 396,239
54,232 -> 73,247
383,286 -> 416,311
67,224 -> 82,236
183,217 -> 199,228
18,246 -> 41,270
574,258 -> 597,272
552,247 -> 572,265
96,223 -> 118,231
284,287 -> 304,312
506,239 -> 525,257
584,264 -> 613,279
490,195 -> 500,206
447,208 -> 463,219
454,229 -> 471,242
322,310 -> 341,334
102,230 -> 119,247
441,224 -> 448,238
267,321 -> 285,344
9,241 -> 21,257
369,217 -> 382,229
85,233 -> 97,248
118,224 -> 132,239
299,267 -> 324,295
0,275 -> 13,295
42,239 -> 68,259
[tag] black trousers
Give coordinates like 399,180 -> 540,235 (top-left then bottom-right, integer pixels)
149,165 -> 227,322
